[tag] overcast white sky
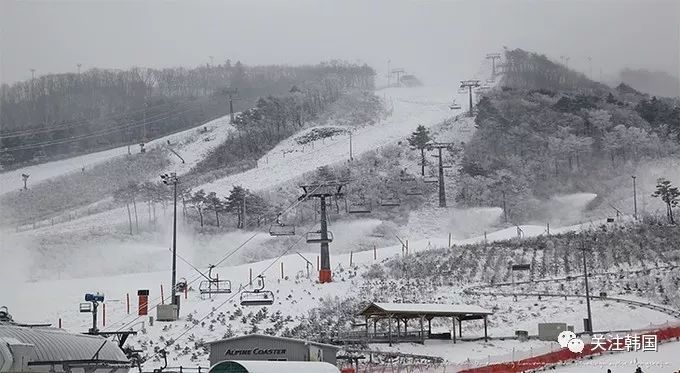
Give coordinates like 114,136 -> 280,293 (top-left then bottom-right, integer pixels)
0,0 -> 678,85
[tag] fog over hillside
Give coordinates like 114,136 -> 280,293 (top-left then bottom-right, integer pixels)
1,1 -> 679,373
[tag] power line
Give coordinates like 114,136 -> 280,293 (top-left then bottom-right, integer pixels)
1,101 -> 221,152
105,183 -> 324,333
0,99 -> 190,138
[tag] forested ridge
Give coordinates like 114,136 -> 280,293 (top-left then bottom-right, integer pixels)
455,49 -> 680,222
0,60 -> 375,167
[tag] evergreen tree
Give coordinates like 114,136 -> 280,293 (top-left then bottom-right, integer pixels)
652,178 -> 679,224
407,125 -> 432,176
191,189 -> 207,227
206,192 -> 225,227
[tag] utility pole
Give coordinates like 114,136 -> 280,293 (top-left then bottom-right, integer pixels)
77,64 -> 82,75
486,53 -> 501,77
502,189 -> 508,223
224,87 -> 239,122
349,131 -> 353,161
428,143 -> 454,208
632,175 -> 638,220
161,173 -> 179,311
581,240 -> 593,334
298,183 -> 344,283
30,68 -> 35,80
460,80 -> 481,117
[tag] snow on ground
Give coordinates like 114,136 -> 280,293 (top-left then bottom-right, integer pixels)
0,114 -> 234,196
200,85 -> 465,195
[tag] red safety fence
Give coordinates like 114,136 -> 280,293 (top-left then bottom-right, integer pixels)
457,325 -> 680,373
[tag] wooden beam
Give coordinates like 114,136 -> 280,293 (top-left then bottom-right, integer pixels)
458,318 -> 462,338
388,314 -> 392,347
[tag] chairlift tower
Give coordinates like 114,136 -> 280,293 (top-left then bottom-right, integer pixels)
298,183 -> 344,283
460,80 -> 481,117
486,53 -> 502,77
427,143 -> 454,207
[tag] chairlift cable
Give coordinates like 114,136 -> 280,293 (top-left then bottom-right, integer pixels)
108,183 -> 324,333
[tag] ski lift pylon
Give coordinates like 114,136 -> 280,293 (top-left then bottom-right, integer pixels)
240,275 -> 274,306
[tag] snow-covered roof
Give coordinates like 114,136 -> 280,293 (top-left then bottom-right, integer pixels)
0,324 -> 129,363
360,302 -> 493,317
210,360 -> 339,373
206,333 -> 339,349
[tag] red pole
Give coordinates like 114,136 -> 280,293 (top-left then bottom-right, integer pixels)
281,262 -> 284,279
126,293 -> 130,315
102,303 -> 106,327
58,318 -> 62,329
350,251 -> 353,266
374,245 -> 377,260
317,256 -> 320,271
161,284 -> 165,304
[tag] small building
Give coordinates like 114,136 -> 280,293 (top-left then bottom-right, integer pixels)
0,322 -> 130,373
208,360 -> 339,373
355,302 -> 493,346
207,334 -> 340,367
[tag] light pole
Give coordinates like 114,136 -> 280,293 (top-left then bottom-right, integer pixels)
581,239 -> 593,333
161,172 -> 179,307
632,175 -> 638,220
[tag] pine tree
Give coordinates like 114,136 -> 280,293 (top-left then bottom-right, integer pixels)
407,125 -> 432,176
191,189 -> 207,227
652,178 -> 679,224
206,191 -> 224,227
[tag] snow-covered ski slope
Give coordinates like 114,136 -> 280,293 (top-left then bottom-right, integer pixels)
4,215 -> 677,370
200,85 -> 465,194
0,114 -> 235,196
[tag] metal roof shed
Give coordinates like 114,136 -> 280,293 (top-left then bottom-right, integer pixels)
208,360 -> 340,373
358,302 -> 493,346
0,323 -> 130,372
